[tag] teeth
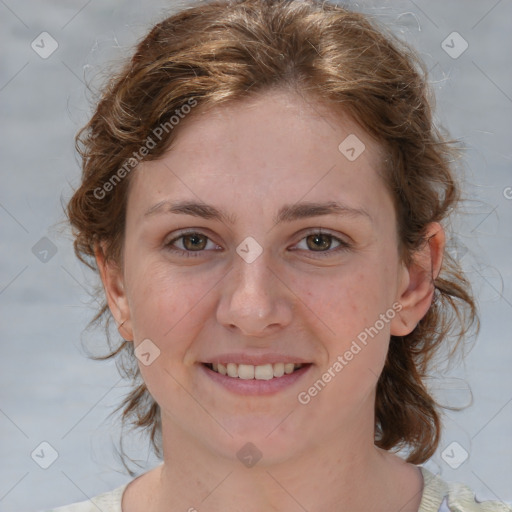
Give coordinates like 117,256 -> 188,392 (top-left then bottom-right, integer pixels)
238,364 -> 255,380
273,362 -> 284,377
254,364 -> 273,380
284,363 -> 295,374
207,362 -> 304,379
227,363 -> 238,378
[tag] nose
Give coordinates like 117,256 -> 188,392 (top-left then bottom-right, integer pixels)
216,249 -> 294,337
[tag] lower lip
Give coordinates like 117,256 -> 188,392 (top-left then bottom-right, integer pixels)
199,363 -> 312,396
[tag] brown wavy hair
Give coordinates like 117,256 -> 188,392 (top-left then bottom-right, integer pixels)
66,0 -> 478,473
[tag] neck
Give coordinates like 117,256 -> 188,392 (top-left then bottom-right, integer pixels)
150,404 -> 421,511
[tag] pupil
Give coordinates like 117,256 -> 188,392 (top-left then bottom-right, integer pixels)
185,234 -> 205,250
309,234 -> 330,250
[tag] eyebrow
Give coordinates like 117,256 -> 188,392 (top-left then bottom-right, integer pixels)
143,199 -> 373,226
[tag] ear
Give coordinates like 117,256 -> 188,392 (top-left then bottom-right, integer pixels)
94,242 -> 134,342
390,222 -> 445,337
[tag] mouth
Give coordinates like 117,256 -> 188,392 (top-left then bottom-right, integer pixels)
202,362 -> 309,380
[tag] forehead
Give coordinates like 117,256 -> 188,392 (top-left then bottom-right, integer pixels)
128,89 -> 391,224
166,89 -> 382,167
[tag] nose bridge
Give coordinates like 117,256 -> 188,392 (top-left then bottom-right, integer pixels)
231,247 -> 275,315
216,242 -> 293,335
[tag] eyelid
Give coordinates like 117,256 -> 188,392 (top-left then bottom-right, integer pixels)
297,227 -> 349,242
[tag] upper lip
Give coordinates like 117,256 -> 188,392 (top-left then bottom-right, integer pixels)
201,354 -> 312,365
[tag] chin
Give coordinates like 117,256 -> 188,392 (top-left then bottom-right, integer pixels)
205,417 -> 307,467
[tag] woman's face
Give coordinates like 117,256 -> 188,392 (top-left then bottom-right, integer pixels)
102,89 -> 430,464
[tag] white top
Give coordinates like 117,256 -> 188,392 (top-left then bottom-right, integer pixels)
42,466 -> 512,511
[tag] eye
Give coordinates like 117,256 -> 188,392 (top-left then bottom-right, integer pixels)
164,229 -> 351,259
292,230 -> 351,257
164,231 -> 220,257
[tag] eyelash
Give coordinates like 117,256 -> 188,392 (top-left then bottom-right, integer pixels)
164,229 -> 351,258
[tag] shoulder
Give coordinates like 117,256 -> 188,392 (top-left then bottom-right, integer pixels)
40,482 -> 129,512
418,466 -> 512,512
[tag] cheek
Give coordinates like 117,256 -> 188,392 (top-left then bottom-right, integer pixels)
287,256 -> 397,377
297,268 -> 390,337
127,263 -> 215,398
291,267 -> 396,409
126,259 -> 211,346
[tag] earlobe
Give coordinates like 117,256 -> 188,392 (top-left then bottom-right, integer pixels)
390,222 -> 445,337
94,242 -> 134,342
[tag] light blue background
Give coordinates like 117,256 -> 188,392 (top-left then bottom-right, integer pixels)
1,0 -> 511,510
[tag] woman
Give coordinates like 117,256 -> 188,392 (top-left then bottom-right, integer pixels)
48,0 -> 510,510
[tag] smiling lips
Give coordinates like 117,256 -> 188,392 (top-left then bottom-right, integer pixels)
204,362 -> 305,380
